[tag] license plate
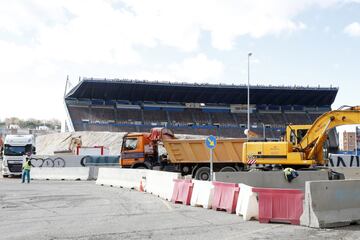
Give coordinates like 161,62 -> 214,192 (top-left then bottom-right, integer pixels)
8,160 -> 22,164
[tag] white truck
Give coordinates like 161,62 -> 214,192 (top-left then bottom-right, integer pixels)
1,135 -> 36,177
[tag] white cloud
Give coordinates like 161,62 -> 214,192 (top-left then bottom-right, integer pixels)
124,54 -> 225,83
333,63 -> 341,69
0,0 -> 359,119
169,54 -> 224,83
323,26 -> 331,33
0,0 -> 335,56
122,0 -> 311,50
344,22 -> 360,37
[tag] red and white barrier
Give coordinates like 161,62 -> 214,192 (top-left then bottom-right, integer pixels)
190,180 -> 214,209
252,187 -> 304,225
212,181 -> 240,213
171,179 -> 194,205
236,184 -> 259,220
94,169 -> 316,227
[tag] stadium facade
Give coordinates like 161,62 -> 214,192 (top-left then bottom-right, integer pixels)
64,78 -> 338,142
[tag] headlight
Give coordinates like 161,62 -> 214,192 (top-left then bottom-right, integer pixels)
3,160 -> 7,167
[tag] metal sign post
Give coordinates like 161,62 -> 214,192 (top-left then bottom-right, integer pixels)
210,148 -> 213,181
205,135 -> 217,181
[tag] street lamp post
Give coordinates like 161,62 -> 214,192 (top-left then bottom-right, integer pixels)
356,127 -> 358,156
213,123 -> 220,138
247,52 -> 252,141
261,123 -> 265,139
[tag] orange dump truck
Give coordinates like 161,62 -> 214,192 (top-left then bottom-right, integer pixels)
120,128 -> 246,180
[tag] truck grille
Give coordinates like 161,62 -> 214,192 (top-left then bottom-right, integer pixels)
8,163 -> 22,173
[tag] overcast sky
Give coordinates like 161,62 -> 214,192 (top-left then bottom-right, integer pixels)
1,0 -> 360,126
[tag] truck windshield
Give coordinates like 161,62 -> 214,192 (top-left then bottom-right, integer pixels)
123,138 -> 138,150
4,144 -> 32,156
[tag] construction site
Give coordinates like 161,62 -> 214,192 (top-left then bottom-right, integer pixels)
1,79 -> 360,240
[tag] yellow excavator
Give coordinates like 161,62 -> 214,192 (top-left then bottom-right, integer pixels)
242,106 -> 360,168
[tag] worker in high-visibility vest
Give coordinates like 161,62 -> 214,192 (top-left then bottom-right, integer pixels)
22,157 -> 33,183
283,167 -> 299,182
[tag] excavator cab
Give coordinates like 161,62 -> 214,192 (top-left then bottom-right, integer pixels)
285,125 -> 311,146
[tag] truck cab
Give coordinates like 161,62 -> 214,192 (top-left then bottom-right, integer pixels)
120,132 -> 162,169
2,135 -> 36,177
120,128 -> 175,169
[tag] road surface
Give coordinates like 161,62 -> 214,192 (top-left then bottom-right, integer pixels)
0,178 -> 359,240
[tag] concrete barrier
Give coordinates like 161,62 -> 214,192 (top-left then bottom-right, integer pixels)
145,170 -> 182,201
236,184 -> 258,221
214,170 -> 329,190
300,180 -> 360,228
31,167 -> 93,180
89,166 -> 100,180
31,155 -> 120,167
96,168 -> 148,190
190,180 -> 214,209
331,167 -> 360,179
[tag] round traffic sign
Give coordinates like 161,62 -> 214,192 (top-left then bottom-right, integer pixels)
205,135 -> 217,149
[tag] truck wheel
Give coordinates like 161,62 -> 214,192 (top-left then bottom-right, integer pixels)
219,166 -> 237,172
3,175 -> 8,178
195,167 -> 210,181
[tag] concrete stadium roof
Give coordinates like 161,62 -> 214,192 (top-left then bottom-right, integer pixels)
65,78 -> 338,106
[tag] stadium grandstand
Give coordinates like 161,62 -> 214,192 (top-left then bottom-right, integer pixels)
64,78 -> 339,144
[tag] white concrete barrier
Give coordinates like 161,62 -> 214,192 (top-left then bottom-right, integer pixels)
31,155 -> 120,168
190,180 -> 214,209
31,167 -> 92,180
236,184 -> 259,221
300,180 -> 360,228
31,155 -> 84,167
145,170 -> 182,201
96,168 -> 148,190
214,170 -> 329,190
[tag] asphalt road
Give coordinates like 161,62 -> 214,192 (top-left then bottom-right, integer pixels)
0,178 -> 360,240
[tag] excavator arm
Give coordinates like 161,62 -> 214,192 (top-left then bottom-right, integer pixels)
298,106 -> 360,162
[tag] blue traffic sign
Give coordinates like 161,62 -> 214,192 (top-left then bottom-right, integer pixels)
205,135 -> 217,149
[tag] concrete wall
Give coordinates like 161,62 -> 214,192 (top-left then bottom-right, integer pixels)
214,170 -> 329,190
301,180 -> 360,228
31,155 -> 120,168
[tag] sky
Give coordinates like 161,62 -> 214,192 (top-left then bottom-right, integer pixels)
0,0 -> 360,130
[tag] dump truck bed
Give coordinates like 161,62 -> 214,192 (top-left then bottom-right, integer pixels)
163,138 -> 245,163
